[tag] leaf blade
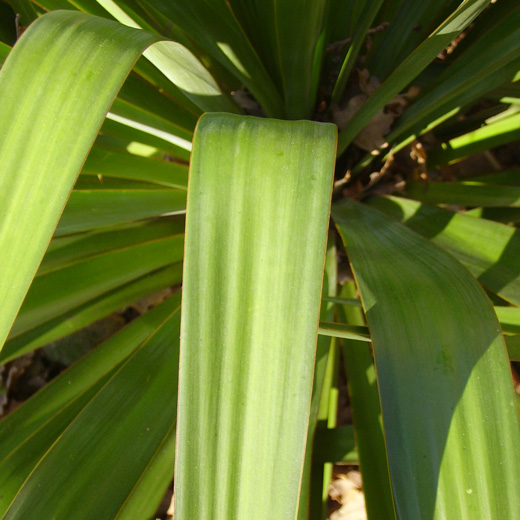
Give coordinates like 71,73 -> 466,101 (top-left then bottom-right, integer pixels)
176,113 -> 336,520
333,199 -> 520,519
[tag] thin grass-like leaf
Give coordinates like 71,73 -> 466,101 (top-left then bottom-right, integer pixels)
9,235 -> 183,338
0,264 -> 182,364
298,235 -> 337,520
428,112 -> 520,167
337,0 -> 493,155
331,0 -> 384,104
317,322 -> 371,342
338,281 -> 396,520
56,189 -> 186,235
405,181 -> 520,207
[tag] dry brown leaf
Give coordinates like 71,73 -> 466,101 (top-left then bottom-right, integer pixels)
329,471 -> 367,520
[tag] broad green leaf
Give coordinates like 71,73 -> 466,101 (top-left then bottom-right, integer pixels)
0,264 -> 182,364
117,70 -> 200,130
1,296 -> 181,519
9,234 -> 183,338
55,189 -> 186,235
338,281 -> 396,520
0,11 -> 158,349
176,113 -> 336,520
333,199 -> 520,519
406,181 -> 520,207
337,0 -> 492,155
100,115 -> 191,160
369,196 -> 520,306
96,0 -> 238,113
109,96 -> 194,148
271,0 -> 330,119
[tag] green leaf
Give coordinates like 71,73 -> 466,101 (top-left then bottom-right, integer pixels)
333,199 -> 520,519
0,296 -> 181,519
297,234 -> 337,520
338,281 -> 396,520
0,11 -> 159,349
96,0 -> 238,113
377,5 -> 520,163
99,115 -> 191,160
0,42 -> 10,65
331,0 -> 384,104
56,189 -> 186,235
9,234 -> 183,338
0,264 -> 182,364
337,0 -> 492,155
405,181 -> 520,207
176,113 -> 336,520
428,112 -> 520,167
369,195 -> 520,306
470,168 -> 520,186
318,321 -> 371,342
271,0 -> 330,119
505,335 -> 520,361
41,218 -> 184,274
495,306 -> 520,335
7,0 -> 38,25
366,0 -> 460,82
142,0 -> 285,117
82,145 -> 188,188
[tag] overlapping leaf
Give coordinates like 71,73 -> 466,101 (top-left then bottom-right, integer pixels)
333,199 -> 520,519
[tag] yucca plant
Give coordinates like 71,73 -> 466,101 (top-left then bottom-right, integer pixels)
0,0 -> 519,519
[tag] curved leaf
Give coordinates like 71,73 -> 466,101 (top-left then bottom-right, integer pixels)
333,199 -> 520,520
0,9 -> 225,349
370,195 -> 520,306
